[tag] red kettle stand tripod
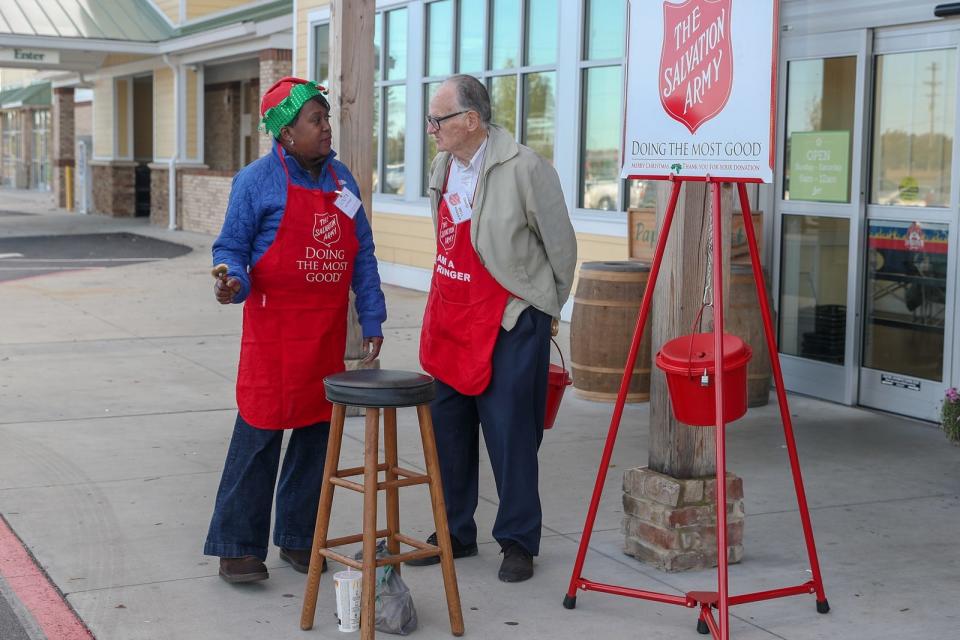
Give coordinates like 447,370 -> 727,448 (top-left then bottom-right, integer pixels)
562,177 -> 830,639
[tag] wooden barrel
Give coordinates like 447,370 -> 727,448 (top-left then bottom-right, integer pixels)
728,264 -> 774,407
570,261 -> 651,402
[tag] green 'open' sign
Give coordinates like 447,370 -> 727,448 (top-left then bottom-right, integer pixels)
789,131 -> 850,203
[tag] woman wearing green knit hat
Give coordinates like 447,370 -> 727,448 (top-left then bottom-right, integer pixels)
204,76 -> 387,584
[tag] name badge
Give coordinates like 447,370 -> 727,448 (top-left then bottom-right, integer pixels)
442,191 -> 473,224
334,189 -> 362,219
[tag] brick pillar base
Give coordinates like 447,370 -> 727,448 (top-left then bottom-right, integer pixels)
149,165 -> 169,226
621,467 -> 744,572
91,162 -> 136,216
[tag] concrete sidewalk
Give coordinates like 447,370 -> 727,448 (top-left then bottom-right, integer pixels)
0,203 -> 957,640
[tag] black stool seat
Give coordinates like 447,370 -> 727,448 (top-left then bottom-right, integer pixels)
324,369 -> 436,408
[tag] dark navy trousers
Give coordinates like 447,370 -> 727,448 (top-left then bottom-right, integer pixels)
430,306 -> 551,556
204,413 -> 329,560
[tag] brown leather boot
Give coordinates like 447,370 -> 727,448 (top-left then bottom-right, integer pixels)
279,547 -> 327,574
219,556 -> 268,583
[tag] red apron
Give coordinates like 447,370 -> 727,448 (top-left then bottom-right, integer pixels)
419,166 -> 511,396
236,149 -> 358,429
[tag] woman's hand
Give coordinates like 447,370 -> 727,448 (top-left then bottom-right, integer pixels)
214,276 -> 241,304
361,336 -> 383,364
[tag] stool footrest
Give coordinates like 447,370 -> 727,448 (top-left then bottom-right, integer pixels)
330,476 -> 365,492
325,529 -> 392,549
316,531 -> 443,569
318,546 -> 442,570
329,474 -> 430,494
336,463 -> 389,478
329,465 -> 431,494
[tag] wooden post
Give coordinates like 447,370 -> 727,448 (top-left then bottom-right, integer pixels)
649,180 -> 733,478
330,0 -> 377,376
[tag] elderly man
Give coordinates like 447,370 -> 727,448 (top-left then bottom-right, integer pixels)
411,74 -> 577,582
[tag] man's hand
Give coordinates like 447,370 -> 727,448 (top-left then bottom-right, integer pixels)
214,276 -> 241,304
361,336 -> 384,364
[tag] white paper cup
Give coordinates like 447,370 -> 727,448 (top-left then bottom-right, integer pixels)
333,570 -> 362,632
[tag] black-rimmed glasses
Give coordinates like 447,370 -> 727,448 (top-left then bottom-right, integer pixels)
426,110 -> 468,130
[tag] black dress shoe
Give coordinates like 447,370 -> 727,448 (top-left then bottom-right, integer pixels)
405,532 -> 478,566
219,556 -> 268,583
498,541 -> 533,583
279,547 -> 327,574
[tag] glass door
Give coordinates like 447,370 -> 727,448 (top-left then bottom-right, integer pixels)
774,31 -> 869,404
859,25 -> 960,421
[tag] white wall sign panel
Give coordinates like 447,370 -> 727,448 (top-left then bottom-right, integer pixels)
621,0 -> 778,182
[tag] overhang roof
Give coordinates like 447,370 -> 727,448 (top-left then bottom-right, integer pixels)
0,0 -> 291,47
0,80 -> 50,109
0,1 -> 174,43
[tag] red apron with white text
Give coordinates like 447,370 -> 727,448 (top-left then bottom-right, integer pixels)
236,149 -> 358,429
419,168 -> 511,396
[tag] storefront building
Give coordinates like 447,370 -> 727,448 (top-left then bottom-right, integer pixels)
297,0 -> 960,422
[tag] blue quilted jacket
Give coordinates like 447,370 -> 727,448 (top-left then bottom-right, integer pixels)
212,141 -> 386,338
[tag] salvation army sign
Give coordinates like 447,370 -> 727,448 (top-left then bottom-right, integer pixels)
660,0 -> 732,133
621,0 -> 778,182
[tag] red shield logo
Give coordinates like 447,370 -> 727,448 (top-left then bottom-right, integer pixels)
439,208 -> 457,252
313,212 -> 341,246
659,0 -> 733,134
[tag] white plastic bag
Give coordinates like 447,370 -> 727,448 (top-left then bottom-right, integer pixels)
354,541 -> 418,635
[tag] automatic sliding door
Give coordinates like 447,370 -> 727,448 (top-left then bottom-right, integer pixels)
776,46 -> 862,402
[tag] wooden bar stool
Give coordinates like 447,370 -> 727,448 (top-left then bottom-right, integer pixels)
300,369 -> 464,638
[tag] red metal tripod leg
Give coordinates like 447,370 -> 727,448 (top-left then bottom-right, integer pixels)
710,180 -> 730,640
563,178 -> 683,608
735,183 -> 829,613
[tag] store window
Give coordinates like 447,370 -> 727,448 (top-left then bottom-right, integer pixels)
871,49 -> 956,208
783,56 -> 856,202
862,220 -> 947,380
375,7 -> 408,195
310,8 -> 404,196
1,111 -> 20,188
312,22 -> 330,88
779,215 -> 850,364
579,0 -> 653,212
422,0 -> 558,195
31,109 -> 50,191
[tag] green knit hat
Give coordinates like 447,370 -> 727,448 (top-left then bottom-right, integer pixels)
259,77 -> 329,138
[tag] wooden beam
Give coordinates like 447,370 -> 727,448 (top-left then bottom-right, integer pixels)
649,181 -> 733,478
330,0 -> 375,362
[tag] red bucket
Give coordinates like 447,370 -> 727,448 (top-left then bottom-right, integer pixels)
655,333 -> 752,426
545,338 -> 572,429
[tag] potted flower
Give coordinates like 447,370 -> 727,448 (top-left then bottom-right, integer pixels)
941,387 -> 960,445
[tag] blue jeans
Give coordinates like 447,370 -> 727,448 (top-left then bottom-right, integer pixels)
204,413 -> 329,560
430,306 -> 550,556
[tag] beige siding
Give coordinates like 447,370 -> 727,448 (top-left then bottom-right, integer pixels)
368,213 -> 436,269
187,0 -> 252,21
116,78 -> 130,158
93,78 -> 114,158
154,68 -> 174,159
571,232 -> 629,297
0,68 -> 41,90
297,0 -> 331,77
185,68 -> 199,160
102,54 -> 151,67
151,0 -> 179,23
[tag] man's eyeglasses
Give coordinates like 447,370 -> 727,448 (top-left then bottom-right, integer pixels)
426,110 -> 468,130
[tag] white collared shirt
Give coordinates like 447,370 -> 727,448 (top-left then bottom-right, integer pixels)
447,136 -> 488,201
